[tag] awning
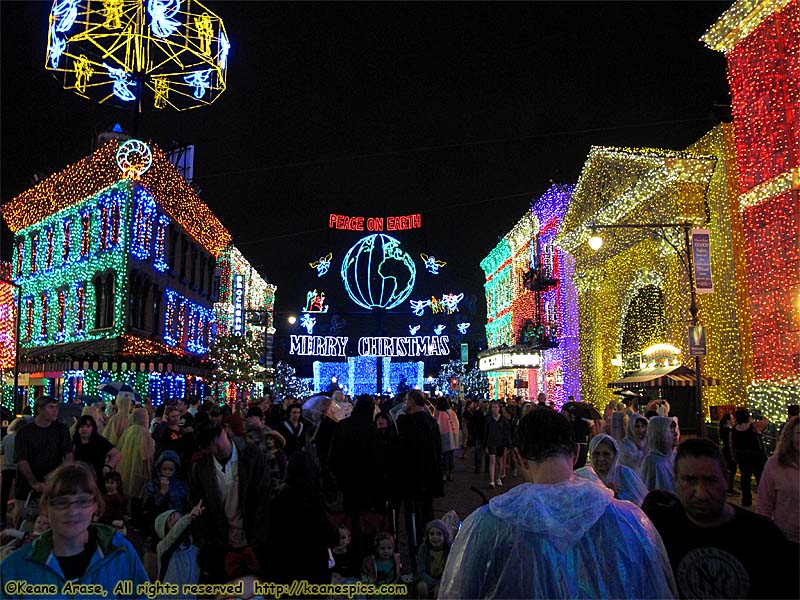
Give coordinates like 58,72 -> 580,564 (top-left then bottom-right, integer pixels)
608,365 -> 720,389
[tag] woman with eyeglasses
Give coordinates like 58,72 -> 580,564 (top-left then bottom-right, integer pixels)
1,462 -> 149,598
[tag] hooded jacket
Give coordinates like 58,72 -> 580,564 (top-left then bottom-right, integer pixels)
439,477 -> 676,599
638,417 -> 676,493
143,450 -> 189,518
0,524 -> 149,599
575,434 -> 649,506
415,518 -> 452,588
619,413 -> 648,470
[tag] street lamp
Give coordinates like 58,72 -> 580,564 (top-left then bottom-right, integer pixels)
287,315 -> 297,325
588,221 -> 705,436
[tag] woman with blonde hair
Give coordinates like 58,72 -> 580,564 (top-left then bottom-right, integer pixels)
756,416 -> 799,543
116,408 -> 155,500
102,393 -> 133,446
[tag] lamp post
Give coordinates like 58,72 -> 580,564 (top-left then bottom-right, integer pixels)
588,221 -> 705,436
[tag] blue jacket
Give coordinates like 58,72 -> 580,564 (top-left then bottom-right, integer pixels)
1,524 -> 149,599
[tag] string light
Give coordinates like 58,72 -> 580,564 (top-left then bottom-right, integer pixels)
556,130 -> 754,416
0,280 -> 15,371
2,140 -> 231,257
44,0 -> 229,111
704,0 -> 800,414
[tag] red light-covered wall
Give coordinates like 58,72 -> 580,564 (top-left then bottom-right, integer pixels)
724,2 -> 800,383
727,2 -> 799,194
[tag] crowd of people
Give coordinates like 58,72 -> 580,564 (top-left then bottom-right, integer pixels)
0,389 -> 797,599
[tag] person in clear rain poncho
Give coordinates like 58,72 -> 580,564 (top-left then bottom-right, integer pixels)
575,434 -> 648,506
439,408 -> 676,599
619,413 -> 648,471
638,416 -> 679,493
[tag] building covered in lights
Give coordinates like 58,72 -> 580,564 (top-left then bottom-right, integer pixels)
556,129 -> 752,429
703,0 -> 799,415
478,184 -> 580,407
0,138 -> 232,410
213,244 -> 277,401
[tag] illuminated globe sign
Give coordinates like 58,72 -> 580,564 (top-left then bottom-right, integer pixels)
341,234 -> 416,310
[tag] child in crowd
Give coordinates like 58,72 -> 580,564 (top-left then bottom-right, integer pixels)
142,450 -> 188,522
361,532 -> 401,589
415,519 -> 452,599
99,470 -> 126,531
0,513 -> 49,560
154,501 -> 204,598
331,525 -> 359,583
265,428 -> 288,483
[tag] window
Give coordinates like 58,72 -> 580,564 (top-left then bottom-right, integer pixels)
93,271 -> 115,329
40,293 -> 49,338
56,288 -> 67,337
80,213 -> 91,258
15,239 -> 24,277
75,283 -> 86,333
111,200 -> 120,247
62,219 -> 71,264
23,297 -> 33,341
100,203 -> 110,251
45,227 -> 54,270
30,233 -> 38,274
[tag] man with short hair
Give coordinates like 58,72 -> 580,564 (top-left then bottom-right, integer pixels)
281,403 -> 308,456
177,397 -> 194,430
643,438 -> 794,599
245,406 -> 265,428
189,416 -> 271,582
13,396 -> 73,522
440,408 -> 676,599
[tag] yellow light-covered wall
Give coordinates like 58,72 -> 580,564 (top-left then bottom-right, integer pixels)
560,125 -> 750,417
685,125 -> 753,412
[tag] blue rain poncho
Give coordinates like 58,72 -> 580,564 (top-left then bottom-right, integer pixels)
638,416 -> 676,493
619,413 -> 648,471
439,477 -> 676,599
575,434 -> 648,506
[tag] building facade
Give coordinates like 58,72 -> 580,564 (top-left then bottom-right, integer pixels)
556,129 -> 752,426
213,244 -> 277,401
1,139 -> 231,409
703,0 -> 800,413
479,184 -> 580,407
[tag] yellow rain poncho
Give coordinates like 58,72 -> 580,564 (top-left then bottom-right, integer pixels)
116,408 -> 155,499
103,394 -> 132,446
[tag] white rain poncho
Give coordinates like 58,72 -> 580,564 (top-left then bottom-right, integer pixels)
637,416 -> 676,493
439,477 -> 676,599
619,413 -> 648,470
575,434 -> 648,506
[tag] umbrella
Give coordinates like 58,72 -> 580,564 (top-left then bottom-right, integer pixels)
613,389 -> 646,398
561,401 -> 603,421
302,394 -> 353,425
97,382 -> 142,404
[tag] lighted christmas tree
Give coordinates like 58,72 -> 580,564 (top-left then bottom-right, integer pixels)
209,333 -> 265,385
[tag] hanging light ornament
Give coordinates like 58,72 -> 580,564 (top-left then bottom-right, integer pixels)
45,0 -> 230,111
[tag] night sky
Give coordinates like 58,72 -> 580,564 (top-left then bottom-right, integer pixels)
0,2 -> 732,372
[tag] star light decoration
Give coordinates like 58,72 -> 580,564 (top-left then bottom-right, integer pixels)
45,0 -> 230,111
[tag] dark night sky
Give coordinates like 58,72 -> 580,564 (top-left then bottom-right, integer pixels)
1,1 -> 732,369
